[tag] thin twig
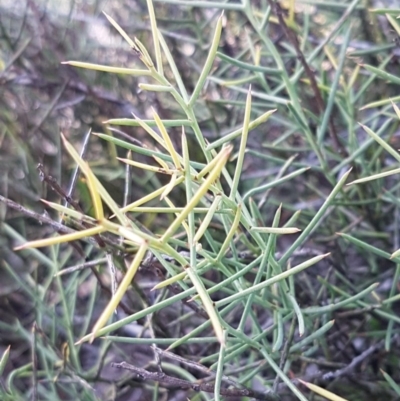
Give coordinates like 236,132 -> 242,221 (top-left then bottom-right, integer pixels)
153,347 -> 247,390
267,0 -> 347,156
123,150 -> 132,209
106,252 -> 117,300
0,195 -> 78,236
37,163 -> 106,250
273,316 -> 296,392
54,258 -> 108,277
63,128 -> 92,213
112,361 -> 280,400
275,338 -> 389,394
0,195 -> 124,252
321,341 -> 381,381
38,163 -> 83,213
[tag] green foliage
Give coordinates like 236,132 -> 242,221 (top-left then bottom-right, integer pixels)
1,1 -> 400,400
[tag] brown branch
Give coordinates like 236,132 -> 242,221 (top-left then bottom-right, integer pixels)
37,163 -> 106,249
321,341 -> 382,381
112,361 -> 280,401
0,195 -> 124,252
153,346 -> 250,390
274,338 -> 392,395
37,163 -> 83,213
267,0 -> 347,156
0,194 -> 79,236
273,316 -> 296,392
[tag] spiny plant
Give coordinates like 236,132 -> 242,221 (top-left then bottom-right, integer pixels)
11,4 -> 333,400
6,1 -> 400,401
